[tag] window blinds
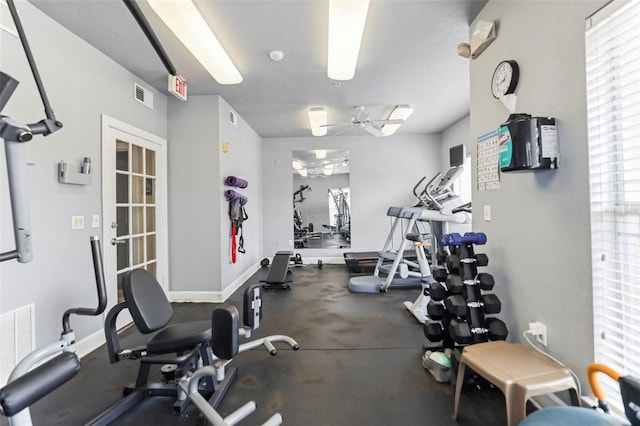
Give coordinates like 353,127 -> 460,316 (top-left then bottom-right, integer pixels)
586,0 -> 640,412
453,155 -> 472,204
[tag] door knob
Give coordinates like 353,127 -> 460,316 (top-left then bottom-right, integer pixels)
111,238 -> 126,246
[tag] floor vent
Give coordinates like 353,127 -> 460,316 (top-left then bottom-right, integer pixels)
1,304 -> 35,385
133,82 -> 153,109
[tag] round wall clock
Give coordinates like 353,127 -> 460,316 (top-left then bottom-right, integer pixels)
491,60 -> 519,99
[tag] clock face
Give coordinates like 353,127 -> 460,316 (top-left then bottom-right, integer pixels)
491,60 -> 519,99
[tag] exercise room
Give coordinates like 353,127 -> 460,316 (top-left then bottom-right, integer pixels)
1,0 -> 638,425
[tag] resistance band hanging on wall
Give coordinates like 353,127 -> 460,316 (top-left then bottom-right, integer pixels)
225,176 -> 248,264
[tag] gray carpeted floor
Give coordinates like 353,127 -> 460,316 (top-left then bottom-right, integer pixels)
11,264 -> 507,425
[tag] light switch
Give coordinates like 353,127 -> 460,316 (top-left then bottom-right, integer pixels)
484,205 -> 491,221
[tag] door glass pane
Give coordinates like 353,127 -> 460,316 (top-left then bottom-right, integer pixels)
116,174 -> 128,203
146,149 -> 156,176
116,207 -> 129,237
132,236 -> 144,265
132,176 -> 144,203
132,145 -> 143,174
132,207 -> 144,234
145,178 -> 155,204
116,141 -> 129,171
146,262 -> 157,278
146,207 -> 156,232
147,234 -> 156,261
116,239 -> 130,270
117,272 -> 125,303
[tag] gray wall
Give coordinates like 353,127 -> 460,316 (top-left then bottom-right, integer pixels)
470,0 -> 607,386
262,134 -> 441,258
167,95 -> 262,294
1,2 -> 167,347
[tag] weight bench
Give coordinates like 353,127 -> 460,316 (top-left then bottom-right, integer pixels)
452,340 -> 579,426
262,251 -> 293,290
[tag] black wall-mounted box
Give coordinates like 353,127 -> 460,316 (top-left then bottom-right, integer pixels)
498,114 -> 559,172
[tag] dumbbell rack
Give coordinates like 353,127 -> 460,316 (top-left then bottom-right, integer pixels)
422,232 -> 508,383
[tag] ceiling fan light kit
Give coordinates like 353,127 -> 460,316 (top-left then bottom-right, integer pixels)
327,0 -> 371,81
147,0 -> 243,85
381,105 -> 414,136
308,108 -> 328,136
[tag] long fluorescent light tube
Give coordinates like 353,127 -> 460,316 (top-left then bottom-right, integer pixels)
308,108 -> 328,136
381,105 -> 414,136
328,0 -> 370,81
147,0 -> 242,85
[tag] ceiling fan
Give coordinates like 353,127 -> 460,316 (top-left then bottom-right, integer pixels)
323,105 -> 406,137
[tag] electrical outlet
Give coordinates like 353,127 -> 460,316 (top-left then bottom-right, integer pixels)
92,214 -> 100,228
528,321 -> 548,346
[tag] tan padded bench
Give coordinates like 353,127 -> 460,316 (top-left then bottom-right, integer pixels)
452,341 -> 580,426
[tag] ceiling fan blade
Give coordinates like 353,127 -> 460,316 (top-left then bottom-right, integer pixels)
321,122 -> 350,128
363,124 -> 383,137
371,118 -> 405,125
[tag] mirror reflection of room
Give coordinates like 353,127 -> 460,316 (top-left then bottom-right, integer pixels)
292,149 -> 350,249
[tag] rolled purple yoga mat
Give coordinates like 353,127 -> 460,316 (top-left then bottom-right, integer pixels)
225,175 -> 248,188
225,189 -> 248,205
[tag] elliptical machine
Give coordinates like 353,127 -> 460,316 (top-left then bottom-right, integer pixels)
403,145 -> 472,322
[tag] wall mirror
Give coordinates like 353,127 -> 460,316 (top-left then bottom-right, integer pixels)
292,149 -> 350,249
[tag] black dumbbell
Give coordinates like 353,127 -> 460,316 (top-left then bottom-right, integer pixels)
436,249 -> 448,265
431,267 -> 449,283
446,274 -> 464,294
446,254 -> 460,271
423,321 -> 443,342
477,272 -> 494,290
427,300 -> 445,320
485,317 -> 508,340
449,319 -> 473,344
432,267 -> 448,282
260,258 -> 270,267
476,253 -> 489,267
429,282 -> 446,301
445,295 -> 467,317
481,294 -> 502,314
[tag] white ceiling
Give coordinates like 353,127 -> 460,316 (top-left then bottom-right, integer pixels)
28,0 -> 487,139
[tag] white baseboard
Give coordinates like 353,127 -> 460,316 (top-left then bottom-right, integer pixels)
168,262 -> 261,303
75,328 -> 108,359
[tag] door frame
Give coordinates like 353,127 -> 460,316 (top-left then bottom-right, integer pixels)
101,114 -> 169,318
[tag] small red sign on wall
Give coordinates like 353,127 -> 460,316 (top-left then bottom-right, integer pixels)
168,74 -> 187,101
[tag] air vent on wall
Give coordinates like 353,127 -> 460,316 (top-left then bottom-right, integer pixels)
1,304 -> 35,385
133,82 -> 153,109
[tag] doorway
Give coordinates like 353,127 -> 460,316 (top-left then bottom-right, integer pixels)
101,115 -> 168,325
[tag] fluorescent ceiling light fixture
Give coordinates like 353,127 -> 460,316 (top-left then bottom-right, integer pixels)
147,0 -> 242,85
308,108 -> 328,136
292,160 -> 303,170
298,168 -> 308,177
324,167 -> 333,176
316,149 -> 327,159
328,0 -> 370,81
381,105 -> 414,136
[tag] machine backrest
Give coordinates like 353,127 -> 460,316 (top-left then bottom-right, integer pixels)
123,269 -> 173,334
212,306 -> 239,360
243,285 -> 262,329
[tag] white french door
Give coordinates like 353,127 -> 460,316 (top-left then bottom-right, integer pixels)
101,115 -> 168,327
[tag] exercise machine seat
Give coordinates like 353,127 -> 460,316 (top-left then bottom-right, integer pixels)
123,269 -> 211,355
